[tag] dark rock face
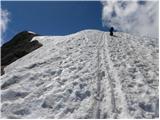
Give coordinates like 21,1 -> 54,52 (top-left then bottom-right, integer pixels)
1,31 -> 42,75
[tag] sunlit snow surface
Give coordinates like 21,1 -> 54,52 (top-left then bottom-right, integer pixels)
27,31 -> 37,34
1,30 -> 159,118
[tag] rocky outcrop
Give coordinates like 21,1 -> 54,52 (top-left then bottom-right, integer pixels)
1,31 -> 42,75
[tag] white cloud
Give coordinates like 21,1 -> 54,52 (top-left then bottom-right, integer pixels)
101,0 -> 159,38
1,9 -> 10,43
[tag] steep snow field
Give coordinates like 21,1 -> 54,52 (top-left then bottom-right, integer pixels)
1,30 -> 159,118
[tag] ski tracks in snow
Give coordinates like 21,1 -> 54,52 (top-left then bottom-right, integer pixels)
1,30 -> 158,119
104,33 -> 159,118
91,32 -> 130,118
90,32 -> 158,118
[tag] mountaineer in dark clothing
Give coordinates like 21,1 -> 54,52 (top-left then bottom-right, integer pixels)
110,27 -> 114,36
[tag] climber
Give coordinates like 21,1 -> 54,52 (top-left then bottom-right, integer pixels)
109,27 -> 114,36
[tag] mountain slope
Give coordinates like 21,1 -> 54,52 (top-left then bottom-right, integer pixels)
1,30 -> 159,118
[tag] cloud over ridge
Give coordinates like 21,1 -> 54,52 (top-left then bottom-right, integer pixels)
101,0 -> 159,38
1,8 -> 10,43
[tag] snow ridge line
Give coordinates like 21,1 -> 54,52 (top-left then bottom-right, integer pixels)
81,31 -> 89,51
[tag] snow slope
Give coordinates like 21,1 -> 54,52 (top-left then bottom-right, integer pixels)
1,30 -> 159,118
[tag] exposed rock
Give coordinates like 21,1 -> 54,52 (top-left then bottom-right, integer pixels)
1,31 -> 42,75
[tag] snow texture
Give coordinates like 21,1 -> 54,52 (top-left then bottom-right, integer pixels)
27,31 -> 37,34
1,30 -> 159,118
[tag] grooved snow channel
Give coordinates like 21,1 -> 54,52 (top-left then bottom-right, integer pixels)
1,30 -> 159,119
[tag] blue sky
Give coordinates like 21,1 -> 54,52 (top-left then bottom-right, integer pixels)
1,1 -> 108,44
